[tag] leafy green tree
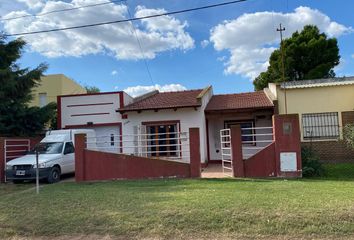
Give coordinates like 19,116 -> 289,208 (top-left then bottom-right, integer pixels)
0,36 -> 56,136
253,25 -> 340,90
85,85 -> 100,93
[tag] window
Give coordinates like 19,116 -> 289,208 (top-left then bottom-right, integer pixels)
39,93 -> 47,107
302,112 -> 339,140
64,142 -> 75,154
225,121 -> 255,144
146,123 -> 179,157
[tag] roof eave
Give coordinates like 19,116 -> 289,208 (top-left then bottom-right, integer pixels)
204,106 -> 274,113
117,104 -> 202,114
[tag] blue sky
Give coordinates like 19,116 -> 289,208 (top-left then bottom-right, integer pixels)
1,0 -> 353,96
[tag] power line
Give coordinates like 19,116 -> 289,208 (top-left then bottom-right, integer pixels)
4,0 -> 247,37
1,0 -> 126,21
125,4 -> 155,85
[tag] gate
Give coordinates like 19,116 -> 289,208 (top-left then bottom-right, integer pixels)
3,139 -> 31,182
220,129 -> 233,177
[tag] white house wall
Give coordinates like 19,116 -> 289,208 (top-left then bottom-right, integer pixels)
60,93 -> 124,128
121,89 -> 213,164
122,108 -> 206,163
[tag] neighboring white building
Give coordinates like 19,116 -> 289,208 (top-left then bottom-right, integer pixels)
58,86 -> 275,164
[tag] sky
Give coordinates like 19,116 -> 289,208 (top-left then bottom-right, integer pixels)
0,0 -> 353,97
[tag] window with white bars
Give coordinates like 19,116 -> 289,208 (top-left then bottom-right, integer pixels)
302,112 -> 340,140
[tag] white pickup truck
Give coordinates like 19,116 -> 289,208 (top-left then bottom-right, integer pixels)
5,129 -> 95,183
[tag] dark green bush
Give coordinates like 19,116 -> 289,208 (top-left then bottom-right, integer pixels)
301,146 -> 324,177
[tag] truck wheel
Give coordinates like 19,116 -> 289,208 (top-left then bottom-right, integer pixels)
13,180 -> 24,184
47,166 -> 61,184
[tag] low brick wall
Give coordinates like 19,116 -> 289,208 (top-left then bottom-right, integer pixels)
300,111 -> 354,163
75,128 -> 201,182
231,114 -> 302,178
244,142 -> 276,177
79,150 -> 191,181
302,141 -> 354,163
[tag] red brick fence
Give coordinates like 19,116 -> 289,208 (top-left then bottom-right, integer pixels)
74,128 -> 201,182
231,114 -> 302,178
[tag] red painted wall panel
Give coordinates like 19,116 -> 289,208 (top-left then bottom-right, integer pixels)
81,150 -> 191,181
244,142 -> 276,177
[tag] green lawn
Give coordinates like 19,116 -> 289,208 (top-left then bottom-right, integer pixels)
1,178 -> 354,239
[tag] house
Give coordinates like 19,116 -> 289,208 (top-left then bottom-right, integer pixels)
30,74 -> 86,107
57,86 -> 276,165
267,77 -> 354,162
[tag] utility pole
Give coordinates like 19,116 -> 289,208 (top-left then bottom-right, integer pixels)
277,23 -> 287,114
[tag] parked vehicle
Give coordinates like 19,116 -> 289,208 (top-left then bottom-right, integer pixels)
5,129 -> 95,183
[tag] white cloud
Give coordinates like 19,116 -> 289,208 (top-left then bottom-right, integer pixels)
351,54 -> 354,59
111,70 -> 118,76
216,56 -> 226,62
16,0 -> 45,10
2,0 -> 194,60
124,84 -> 187,97
201,40 -> 209,48
210,6 -> 353,80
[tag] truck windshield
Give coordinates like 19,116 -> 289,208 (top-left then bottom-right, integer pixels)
29,142 -> 64,154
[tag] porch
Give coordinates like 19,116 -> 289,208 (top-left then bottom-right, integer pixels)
204,91 -> 275,166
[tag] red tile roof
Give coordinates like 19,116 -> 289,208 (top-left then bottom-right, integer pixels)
119,89 -> 204,112
205,91 -> 274,112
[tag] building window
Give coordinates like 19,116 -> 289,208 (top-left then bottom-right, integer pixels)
225,121 -> 255,144
39,93 -> 47,107
302,112 -> 340,140
146,123 -> 179,157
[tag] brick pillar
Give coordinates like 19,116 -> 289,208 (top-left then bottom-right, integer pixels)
189,128 -> 201,178
0,138 -> 5,183
75,134 -> 86,182
273,114 -> 302,177
230,126 -> 245,177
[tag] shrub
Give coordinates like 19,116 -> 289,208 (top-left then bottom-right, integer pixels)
343,124 -> 354,149
301,146 -> 324,177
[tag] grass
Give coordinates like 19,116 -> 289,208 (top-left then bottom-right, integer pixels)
1,178 -> 354,239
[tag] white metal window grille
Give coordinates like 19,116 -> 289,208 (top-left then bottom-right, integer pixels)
85,131 -> 190,163
242,126 -> 273,159
302,112 -> 339,140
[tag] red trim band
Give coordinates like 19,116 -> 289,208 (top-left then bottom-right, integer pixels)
141,120 -> 180,126
60,91 -> 123,98
64,122 -> 122,128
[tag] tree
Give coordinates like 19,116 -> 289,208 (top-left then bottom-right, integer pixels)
253,25 -> 340,90
0,36 -> 56,136
85,85 -> 100,93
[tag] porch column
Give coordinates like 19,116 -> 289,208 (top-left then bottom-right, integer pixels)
230,126 -> 245,177
75,134 -> 86,182
189,128 -> 201,178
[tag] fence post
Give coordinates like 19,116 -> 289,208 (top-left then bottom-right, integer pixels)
231,126 -> 245,177
189,128 -> 201,178
273,114 -> 302,177
75,134 -> 86,182
0,138 -> 4,183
